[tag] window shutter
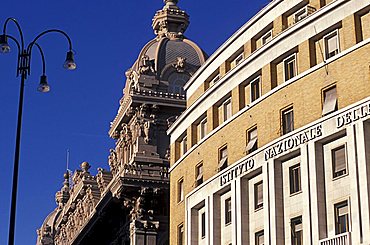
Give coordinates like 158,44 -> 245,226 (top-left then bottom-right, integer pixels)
257,182 -> 263,205
322,87 -> 337,115
338,204 -> 348,216
196,165 -> 203,181
283,109 -> 294,133
224,100 -> 232,121
295,222 -> 302,232
334,146 -> 346,173
218,157 -> 228,169
251,78 -> 260,102
246,128 -> 258,152
327,34 -> 338,54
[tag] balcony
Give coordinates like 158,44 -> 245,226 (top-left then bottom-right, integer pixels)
319,232 -> 351,245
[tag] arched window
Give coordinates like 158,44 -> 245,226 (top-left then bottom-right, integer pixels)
168,73 -> 189,95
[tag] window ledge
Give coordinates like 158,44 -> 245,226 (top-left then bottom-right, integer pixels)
290,190 -> 302,197
332,172 -> 349,181
254,206 -> 263,212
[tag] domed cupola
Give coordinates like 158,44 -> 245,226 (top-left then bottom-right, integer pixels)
110,0 -> 207,138
125,0 -> 207,96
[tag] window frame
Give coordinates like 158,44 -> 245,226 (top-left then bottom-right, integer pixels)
289,164 -> 302,195
335,200 -> 350,235
201,211 -> 206,239
294,5 -> 316,23
230,52 -> 245,69
261,30 -> 273,45
283,53 -> 297,81
291,216 -> 303,245
322,85 -> 338,116
180,135 -> 187,156
255,230 -> 264,245
177,178 -> 184,203
332,144 -> 348,179
254,181 -> 263,210
281,106 -> 294,135
209,73 -> 220,88
225,197 -> 232,226
223,98 -> 232,122
178,223 -> 184,245
218,145 -> 228,171
323,29 -> 340,60
250,76 -> 262,103
199,117 -> 207,141
246,126 -> 258,154
195,163 -> 204,186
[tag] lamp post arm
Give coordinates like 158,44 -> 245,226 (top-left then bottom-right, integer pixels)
33,43 -> 46,75
6,35 -> 23,77
3,18 -> 25,51
6,35 -> 20,54
27,29 -> 73,53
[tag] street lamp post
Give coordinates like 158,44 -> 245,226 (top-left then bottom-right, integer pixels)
0,17 -> 77,245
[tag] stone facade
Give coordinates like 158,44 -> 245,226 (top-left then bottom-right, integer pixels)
168,0 -> 370,244
36,1 -> 207,244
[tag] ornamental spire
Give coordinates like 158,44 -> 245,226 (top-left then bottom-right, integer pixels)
164,0 -> 179,8
152,0 -> 189,39
55,171 -> 70,207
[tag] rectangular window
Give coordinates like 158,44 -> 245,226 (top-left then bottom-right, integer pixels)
199,117 -> 207,140
218,146 -> 228,171
225,197 -> 232,225
283,54 -> 297,81
289,164 -> 301,194
291,216 -> 303,245
295,8 -> 308,23
230,52 -> 244,69
180,135 -> 187,156
178,224 -> 184,245
209,73 -> 220,88
250,76 -> 261,103
332,145 -> 347,178
335,201 -> 349,234
223,98 -> 232,122
324,30 -> 340,59
246,127 -> 258,153
261,30 -> 272,45
254,181 -> 263,210
255,230 -> 264,245
201,211 -> 206,238
282,107 -> 294,135
294,5 -> 315,23
177,179 -> 184,203
322,86 -> 338,116
196,164 -> 203,186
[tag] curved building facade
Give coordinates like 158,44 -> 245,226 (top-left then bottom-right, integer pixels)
168,0 -> 370,244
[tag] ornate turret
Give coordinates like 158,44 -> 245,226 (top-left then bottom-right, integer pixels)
152,0 -> 189,39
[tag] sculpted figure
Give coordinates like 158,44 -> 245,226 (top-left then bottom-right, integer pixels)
139,55 -> 155,75
173,56 -> 186,73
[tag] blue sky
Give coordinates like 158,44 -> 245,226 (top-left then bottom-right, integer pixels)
0,0 -> 268,243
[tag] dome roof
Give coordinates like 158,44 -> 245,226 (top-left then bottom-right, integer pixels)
127,0 -> 207,81
132,36 -> 207,77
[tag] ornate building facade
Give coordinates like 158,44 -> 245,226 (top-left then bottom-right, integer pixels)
168,0 -> 370,244
36,1 -> 207,244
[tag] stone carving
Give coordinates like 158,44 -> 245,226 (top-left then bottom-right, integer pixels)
173,57 -> 186,73
144,120 -> 154,144
108,149 -> 119,175
139,55 -> 155,75
37,225 -> 53,245
97,168 -> 108,193
165,149 -> 170,160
